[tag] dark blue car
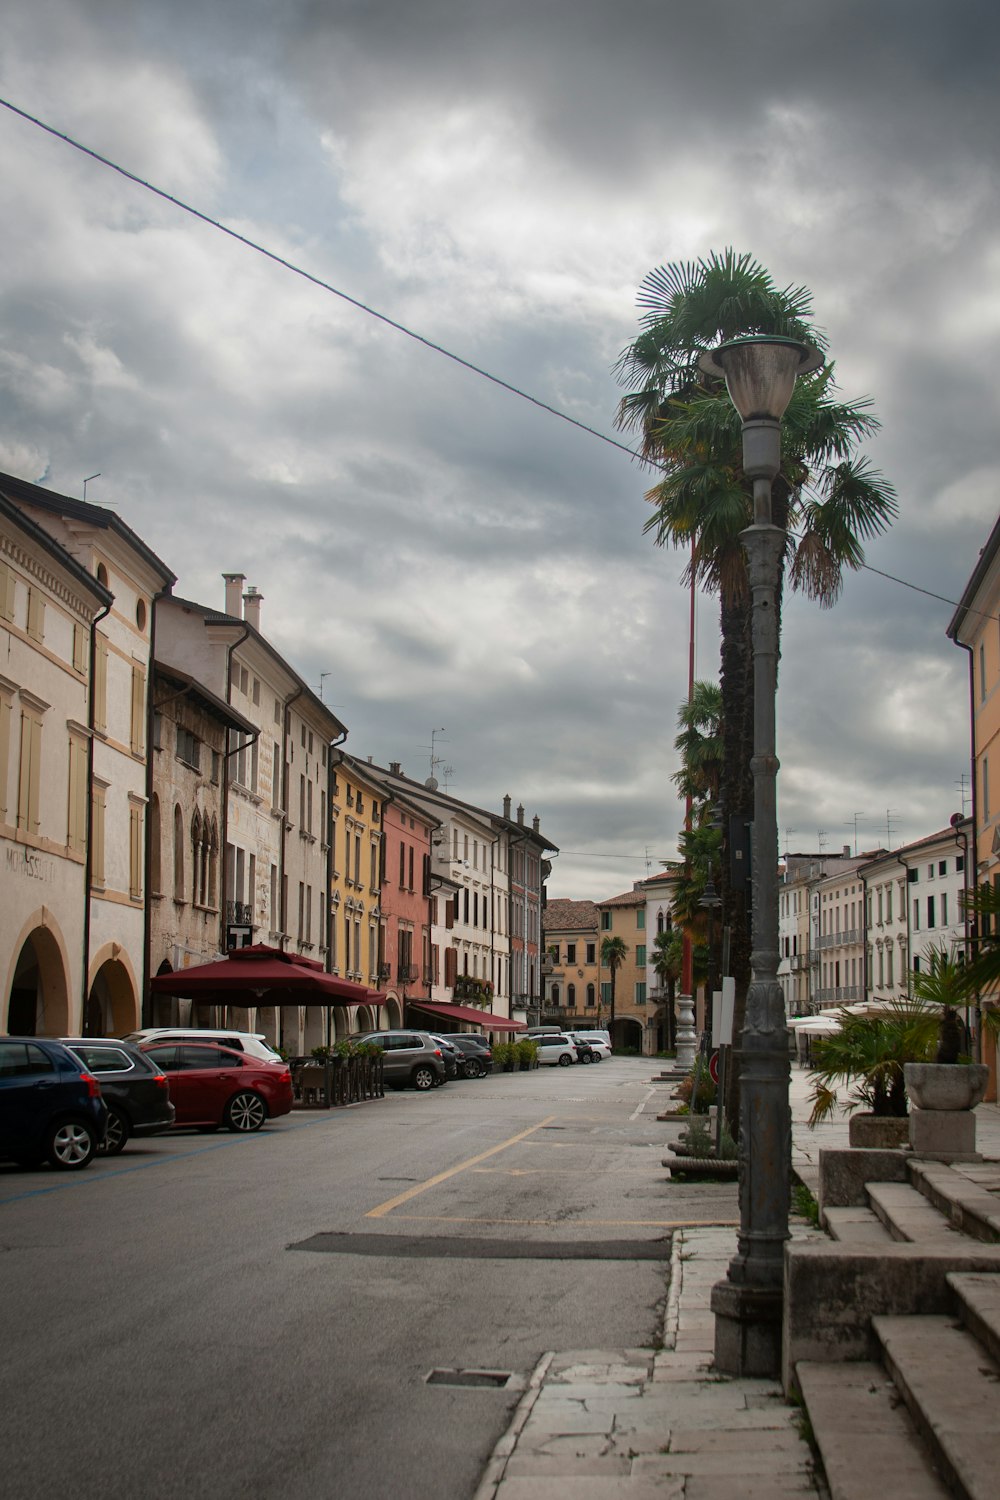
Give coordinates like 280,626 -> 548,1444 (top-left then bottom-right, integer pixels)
0,1037 -> 108,1170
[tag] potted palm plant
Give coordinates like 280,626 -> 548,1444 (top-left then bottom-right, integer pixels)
902,949 -> 993,1132
807,1001 -> 938,1147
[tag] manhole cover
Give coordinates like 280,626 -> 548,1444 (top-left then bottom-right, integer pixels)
425,1369 -> 512,1389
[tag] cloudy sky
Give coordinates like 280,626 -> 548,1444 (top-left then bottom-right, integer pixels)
1,1 -> 998,900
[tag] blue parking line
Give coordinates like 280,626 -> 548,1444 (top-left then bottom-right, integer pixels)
0,1112 -> 341,1207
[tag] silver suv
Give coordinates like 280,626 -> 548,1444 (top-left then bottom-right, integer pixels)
352,1031 -> 447,1091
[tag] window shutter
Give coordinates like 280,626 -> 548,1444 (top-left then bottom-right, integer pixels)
130,665 -> 146,755
0,561 -> 14,622
444,947 -> 457,987
94,635 -> 108,734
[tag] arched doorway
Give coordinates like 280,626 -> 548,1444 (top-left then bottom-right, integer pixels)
384,997 -> 402,1029
614,1017 -> 644,1055
6,927 -> 71,1036
85,953 -> 138,1036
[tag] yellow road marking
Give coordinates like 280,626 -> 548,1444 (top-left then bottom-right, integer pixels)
365,1115 -> 558,1219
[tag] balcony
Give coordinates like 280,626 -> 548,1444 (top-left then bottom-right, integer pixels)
454,975 -> 495,1005
816,929 -> 860,951
397,963 -> 418,984
227,900 -> 252,925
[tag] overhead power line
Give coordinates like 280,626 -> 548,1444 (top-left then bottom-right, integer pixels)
0,95 -> 991,625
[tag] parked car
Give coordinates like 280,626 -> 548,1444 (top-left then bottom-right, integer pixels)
61,1038 -> 175,1154
0,1037 -> 107,1170
431,1035 -> 461,1081
138,1041 -> 293,1131
533,1033 -> 578,1067
445,1036 -> 493,1078
125,1028 -> 282,1065
567,1032 -> 612,1062
350,1031 -> 447,1091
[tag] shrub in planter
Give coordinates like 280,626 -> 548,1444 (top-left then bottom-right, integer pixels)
807,1002 -> 937,1126
516,1039 -> 538,1070
675,1057 -> 715,1113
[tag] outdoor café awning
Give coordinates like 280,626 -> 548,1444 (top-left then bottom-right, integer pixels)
149,945 -> 377,1006
406,999 -> 526,1032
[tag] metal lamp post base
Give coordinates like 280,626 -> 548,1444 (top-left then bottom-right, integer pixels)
711,1279 -> 784,1377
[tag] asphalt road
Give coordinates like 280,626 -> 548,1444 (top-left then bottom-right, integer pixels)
0,1056 -> 738,1500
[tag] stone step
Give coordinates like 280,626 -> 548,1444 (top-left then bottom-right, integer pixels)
866,1181 -> 968,1244
823,1205 -> 895,1245
908,1160 -> 1000,1243
874,1314 -> 1000,1500
796,1360 -> 948,1500
947,1270 -> 1000,1366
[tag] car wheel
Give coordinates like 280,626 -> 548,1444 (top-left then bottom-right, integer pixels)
580,1052 -> 593,1064
558,1053 -> 572,1067
99,1107 -> 130,1156
225,1091 -> 267,1132
45,1119 -> 97,1170
462,1060 -> 479,1079
412,1065 -> 436,1091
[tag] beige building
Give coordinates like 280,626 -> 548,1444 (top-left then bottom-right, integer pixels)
597,886 -> 650,1053
542,898 -> 600,1027
1,473 -> 174,1036
1,489 -> 113,1033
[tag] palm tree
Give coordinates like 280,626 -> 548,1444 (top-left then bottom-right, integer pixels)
652,928 -> 683,1050
673,680 -> 723,808
615,249 -> 897,1131
600,934 -> 629,1044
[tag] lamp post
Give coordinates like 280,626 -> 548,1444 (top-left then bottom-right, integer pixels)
697,335 -> 823,1378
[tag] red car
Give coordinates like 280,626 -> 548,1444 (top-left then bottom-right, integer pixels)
139,1041 -> 293,1133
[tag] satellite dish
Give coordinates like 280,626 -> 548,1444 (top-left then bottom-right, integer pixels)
425,776 -> 439,790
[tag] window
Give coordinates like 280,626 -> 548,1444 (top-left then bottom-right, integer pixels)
886,946 -> 893,987
67,734 -> 88,855
567,983 -> 576,1007
252,677 -> 260,706
938,860 -> 947,877
26,585 -> 44,643
149,795 -> 161,895
173,804 -> 185,901
957,855 -> 965,873
16,706 -> 43,835
0,560 -> 14,621
635,982 -> 647,1004
586,984 -> 595,1007
637,908 -> 645,929
93,633 -> 108,734
636,944 -> 646,966
72,622 -> 87,674
129,801 -> 143,901
551,984 -> 560,1004
601,912 -> 611,930
566,942 -> 576,964
927,895 -> 935,929
981,643 -> 987,702
913,899 -> 920,932
586,942 -> 595,964
941,892 -> 948,926
984,756 -> 991,821
91,783 -> 106,888
177,726 -> 200,770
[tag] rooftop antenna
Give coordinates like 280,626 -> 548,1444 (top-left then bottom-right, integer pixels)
817,829 -> 828,854
783,828 -> 797,855
955,773 -> 970,818
883,808 -> 899,851
83,472 -> 101,501
317,672 -> 331,701
442,763 -> 455,792
428,727 -> 446,779
844,812 -> 868,857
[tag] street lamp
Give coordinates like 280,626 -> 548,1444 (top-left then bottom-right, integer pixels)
697,334 -> 823,1378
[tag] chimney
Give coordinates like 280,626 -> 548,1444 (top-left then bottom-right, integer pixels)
242,586 -> 263,632
503,794 -> 512,819
389,762 -> 401,775
223,572 -> 245,617
532,815 -> 540,834
516,803 -> 524,825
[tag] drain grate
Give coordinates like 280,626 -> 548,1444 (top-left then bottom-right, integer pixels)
426,1368 -> 512,1389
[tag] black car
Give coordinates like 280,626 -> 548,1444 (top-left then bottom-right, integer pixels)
61,1039 -> 176,1155
0,1037 -> 108,1170
431,1036 -> 461,1081
446,1036 -> 493,1078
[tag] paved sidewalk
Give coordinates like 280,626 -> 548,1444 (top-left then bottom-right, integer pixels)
475,1064 -> 1000,1499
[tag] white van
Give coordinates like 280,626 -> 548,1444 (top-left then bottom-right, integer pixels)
124,1028 -> 283,1064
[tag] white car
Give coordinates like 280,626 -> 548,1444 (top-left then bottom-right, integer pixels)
124,1028 -> 283,1065
568,1032 -> 611,1061
533,1033 -> 577,1067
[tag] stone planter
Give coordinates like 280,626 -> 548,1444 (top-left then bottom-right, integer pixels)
847,1113 -> 910,1149
903,1062 -> 989,1162
903,1063 -> 989,1111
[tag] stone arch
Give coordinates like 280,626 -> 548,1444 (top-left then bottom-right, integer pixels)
354,1003 -> 377,1032
86,944 -> 140,1036
4,914 -> 73,1036
383,996 -> 403,1029
614,1016 -> 644,1055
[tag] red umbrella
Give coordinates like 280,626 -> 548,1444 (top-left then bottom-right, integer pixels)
149,945 -> 376,1005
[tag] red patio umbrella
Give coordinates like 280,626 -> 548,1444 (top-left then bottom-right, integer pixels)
149,945 -> 376,1006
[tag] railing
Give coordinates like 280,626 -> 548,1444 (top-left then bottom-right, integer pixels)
812,985 -> 861,1004
227,900 -> 252,924
816,929 -> 860,951
291,1053 -> 384,1108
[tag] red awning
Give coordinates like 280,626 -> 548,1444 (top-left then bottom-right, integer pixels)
149,945 -> 376,1006
406,1000 -> 526,1032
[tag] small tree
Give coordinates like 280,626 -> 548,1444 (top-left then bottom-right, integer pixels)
601,935 -> 629,1043
652,928 -> 683,1050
